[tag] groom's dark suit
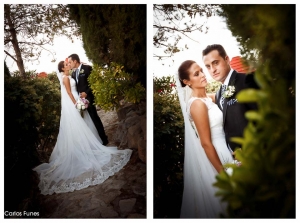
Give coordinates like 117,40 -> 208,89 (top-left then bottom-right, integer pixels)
72,64 -> 108,145
216,70 -> 258,151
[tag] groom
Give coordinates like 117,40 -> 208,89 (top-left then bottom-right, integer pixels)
68,53 -> 109,145
202,44 -> 258,152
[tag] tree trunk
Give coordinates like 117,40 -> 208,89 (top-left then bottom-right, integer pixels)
4,5 -> 26,78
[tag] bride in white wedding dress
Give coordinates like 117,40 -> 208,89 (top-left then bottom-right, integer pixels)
177,60 -> 234,218
33,59 -> 132,195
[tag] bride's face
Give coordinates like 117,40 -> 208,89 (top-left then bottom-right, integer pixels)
186,63 -> 207,88
64,61 -> 71,73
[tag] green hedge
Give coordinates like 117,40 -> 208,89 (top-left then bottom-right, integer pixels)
4,70 -> 61,212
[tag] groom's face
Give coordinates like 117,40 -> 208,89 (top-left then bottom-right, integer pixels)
203,50 -> 231,83
68,57 -> 76,69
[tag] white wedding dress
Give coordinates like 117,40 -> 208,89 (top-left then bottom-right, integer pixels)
187,97 -> 234,165
176,77 -> 234,218
33,73 -> 132,195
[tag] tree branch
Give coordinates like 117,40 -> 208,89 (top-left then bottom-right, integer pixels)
4,50 -> 17,63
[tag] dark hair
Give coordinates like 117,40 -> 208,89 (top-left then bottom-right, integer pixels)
178,60 -> 196,87
202,44 -> 227,60
68,54 -> 80,63
58,61 -> 64,72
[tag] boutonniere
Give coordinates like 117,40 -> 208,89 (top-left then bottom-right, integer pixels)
79,69 -> 84,74
222,85 -> 235,98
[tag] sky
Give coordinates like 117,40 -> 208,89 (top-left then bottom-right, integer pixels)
153,15 -> 241,80
5,8 -> 240,76
4,35 -> 91,74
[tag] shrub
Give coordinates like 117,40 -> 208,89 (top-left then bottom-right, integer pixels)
214,5 -> 295,218
4,74 -> 61,212
154,75 -> 184,218
89,62 -> 146,111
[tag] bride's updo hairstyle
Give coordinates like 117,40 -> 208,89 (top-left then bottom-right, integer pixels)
178,60 -> 196,87
58,61 -> 64,72
58,58 -> 69,73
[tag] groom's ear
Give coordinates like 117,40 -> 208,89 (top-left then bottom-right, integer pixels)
225,55 -> 230,64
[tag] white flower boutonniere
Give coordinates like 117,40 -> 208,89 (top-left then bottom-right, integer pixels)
222,85 -> 235,98
79,69 -> 84,74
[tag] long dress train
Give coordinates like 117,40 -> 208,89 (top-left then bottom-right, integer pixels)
33,73 -> 132,195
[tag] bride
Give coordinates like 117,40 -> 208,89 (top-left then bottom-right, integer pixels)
33,59 -> 132,195
177,60 -> 234,218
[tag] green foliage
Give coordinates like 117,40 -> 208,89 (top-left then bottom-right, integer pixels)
214,5 -> 295,218
4,74 -> 61,211
89,63 -> 146,112
11,69 -> 37,79
68,4 -> 146,87
153,75 -> 184,218
32,76 -> 61,150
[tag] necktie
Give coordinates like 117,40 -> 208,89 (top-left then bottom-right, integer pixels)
75,68 -> 79,82
220,84 -> 227,109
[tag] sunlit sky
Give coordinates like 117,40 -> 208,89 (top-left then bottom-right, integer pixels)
5,7 -> 240,76
153,15 -> 241,80
5,35 -> 91,74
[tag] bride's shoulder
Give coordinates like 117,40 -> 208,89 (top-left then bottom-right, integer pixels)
207,93 -> 216,103
188,97 -> 206,109
62,74 -> 71,82
62,74 -> 70,78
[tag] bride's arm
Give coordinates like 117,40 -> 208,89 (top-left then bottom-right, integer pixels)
190,100 -> 223,173
63,76 -> 76,104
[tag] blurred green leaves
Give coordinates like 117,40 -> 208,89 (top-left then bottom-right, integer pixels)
214,5 -> 295,218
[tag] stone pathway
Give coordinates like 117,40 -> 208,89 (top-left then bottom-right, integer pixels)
31,109 -> 146,218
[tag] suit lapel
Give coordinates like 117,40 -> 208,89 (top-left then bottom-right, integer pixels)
216,87 -> 222,110
223,71 -> 238,126
77,64 -> 85,85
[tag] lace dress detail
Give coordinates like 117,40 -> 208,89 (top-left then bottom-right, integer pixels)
33,73 -> 132,195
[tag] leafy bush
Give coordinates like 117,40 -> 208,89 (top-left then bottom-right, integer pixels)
89,62 -> 146,111
32,75 -> 61,150
214,5 -> 295,218
10,69 -> 38,79
4,73 -> 61,212
154,75 -> 184,218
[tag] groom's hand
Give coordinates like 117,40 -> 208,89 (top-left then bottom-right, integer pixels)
80,92 -> 87,98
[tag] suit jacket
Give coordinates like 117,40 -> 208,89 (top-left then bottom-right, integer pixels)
216,70 -> 258,151
72,64 -> 94,104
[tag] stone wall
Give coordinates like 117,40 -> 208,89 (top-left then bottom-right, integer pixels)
114,101 -> 146,163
